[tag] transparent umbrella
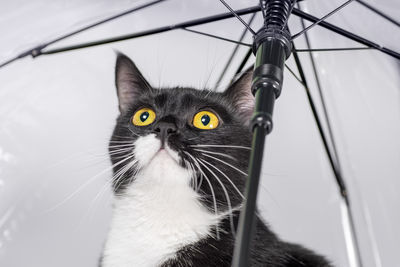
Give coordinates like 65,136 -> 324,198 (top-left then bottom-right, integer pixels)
0,0 -> 399,266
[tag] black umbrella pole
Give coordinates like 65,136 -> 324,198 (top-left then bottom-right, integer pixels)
232,1 -> 293,266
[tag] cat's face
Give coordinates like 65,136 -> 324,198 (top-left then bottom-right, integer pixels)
109,53 -> 254,211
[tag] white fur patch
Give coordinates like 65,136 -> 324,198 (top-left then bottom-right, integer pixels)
102,135 -> 220,267
133,134 -> 162,168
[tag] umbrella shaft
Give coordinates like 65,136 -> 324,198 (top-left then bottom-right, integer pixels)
232,17 -> 291,266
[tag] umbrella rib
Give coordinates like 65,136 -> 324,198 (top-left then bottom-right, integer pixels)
37,6 -> 261,56
181,28 -> 251,47
44,0 -> 168,47
291,49 -> 344,192
297,11 -> 344,189
293,41 -> 346,198
231,47 -> 253,83
296,7 -> 365,261
292,0 -> 356,40
291,7 -> 400,60
292,43 -> 364,267
42,8 -> 400,61
215,12 -> 257,87
2,4 -> 399,67
259,0 -> 267,19
356,0 -> 400,28
295,47 -> 372,52
284,64 -> 304,85
0,0 -> 167,69
217,0 -> 256,35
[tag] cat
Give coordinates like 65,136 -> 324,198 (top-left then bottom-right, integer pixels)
100,53 -> 332,267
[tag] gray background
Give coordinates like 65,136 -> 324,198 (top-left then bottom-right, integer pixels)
0,0 -> 399,266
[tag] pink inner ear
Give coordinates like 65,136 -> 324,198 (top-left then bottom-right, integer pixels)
230,70 -> 255,121
117,74 -> 138,111
115,53 -> 152,112
237,92 -> 255,121
118,86 -> 136,109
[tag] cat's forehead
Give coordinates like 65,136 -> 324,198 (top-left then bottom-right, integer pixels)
142,88 -> 224,113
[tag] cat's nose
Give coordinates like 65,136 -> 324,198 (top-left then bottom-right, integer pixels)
153,121 -> 177,138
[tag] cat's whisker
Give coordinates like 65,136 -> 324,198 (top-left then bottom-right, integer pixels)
189,163 -> 195,190
108,147 -> 134,153
86,156 -> 137,215
111,152 -> 137,187
192,148 -> 237,161
200,158 -> 244,199
108,141 -> 135,144
109,147 -> 133,155
122,126 -> 140,137
183,159 -> 192,188
109,145 -> 133,150
190,161 -> 202,192
205,89 -> 214,97
45,153 -> 136,213
186,159 -> 197,191
91,178 -> 113,206
189,160 -> 202,192
109,147 -> 133,150
198,158 -> 236,237
186,136 -> 200,141
184,159 -> 196,190
112,163 -> 132,191
190,144 -> 251,150
184,151 -> 203,192
47,147 -> 120,170
108,153 -> 132,158
197,171 -> 220,240
184,151 -> 220,240
108,148 -> 133,151
108,144 -> 134,148
112,134 -> 137,140
108,154 -> 133,161
107,152 -> 134,159
202,59 -> 216,90
115,167 -> 141,198
201,153 -> 248,177
89,147 -> 133,158
80,176 -> 113,225
109,140 -> 134,143
73,153 -> 111,164
114,158 -> 138,194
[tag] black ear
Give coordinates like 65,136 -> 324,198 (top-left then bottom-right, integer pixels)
115,53 -> 151,112
223,67 -> 254,122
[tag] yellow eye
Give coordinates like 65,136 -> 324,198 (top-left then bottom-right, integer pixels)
193,111 -> 219,130
132,108 -> 156,126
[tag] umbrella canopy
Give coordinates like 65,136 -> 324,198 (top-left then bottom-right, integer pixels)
0,0 -> 399,266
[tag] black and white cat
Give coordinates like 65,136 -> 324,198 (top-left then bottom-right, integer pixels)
101,53 -> 332,267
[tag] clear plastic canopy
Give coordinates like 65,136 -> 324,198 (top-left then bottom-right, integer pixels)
0,1 -> 399,266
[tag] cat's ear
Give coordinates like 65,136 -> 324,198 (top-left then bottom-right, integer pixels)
223,67 -> 254,122
115,53 -> 151,112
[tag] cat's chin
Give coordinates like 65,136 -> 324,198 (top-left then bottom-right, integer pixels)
134,134 -> 181,168
163,145 -> 180,163
149,146 -> 180,166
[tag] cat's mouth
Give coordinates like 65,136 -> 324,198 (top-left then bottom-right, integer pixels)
153,145 -> 180,164
134,134 -> 182,168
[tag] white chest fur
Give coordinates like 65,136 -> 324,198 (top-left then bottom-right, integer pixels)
102,147 -> 219,267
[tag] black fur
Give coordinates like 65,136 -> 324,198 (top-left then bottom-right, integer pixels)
106,53 -> 333,267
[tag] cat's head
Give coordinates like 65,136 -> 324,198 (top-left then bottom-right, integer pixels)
109,53 -> 254,211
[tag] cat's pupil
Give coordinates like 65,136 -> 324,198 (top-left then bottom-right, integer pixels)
140,111 -> 149,122
201,115 -> 210,126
